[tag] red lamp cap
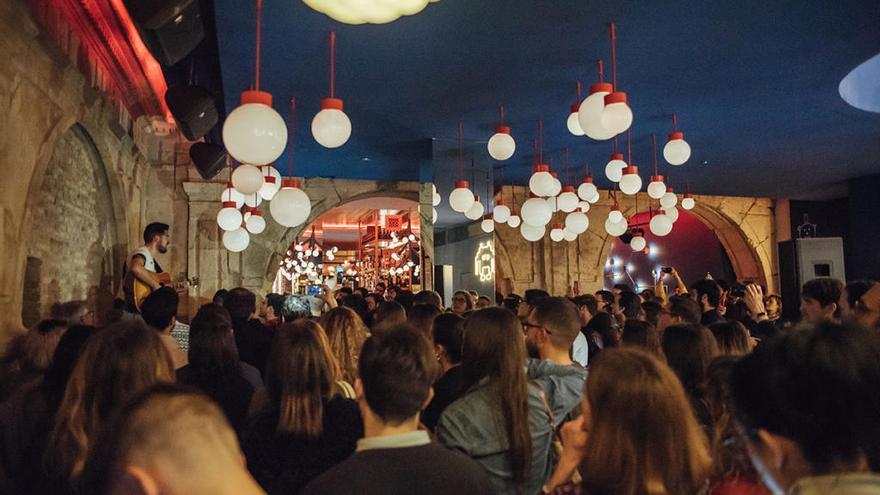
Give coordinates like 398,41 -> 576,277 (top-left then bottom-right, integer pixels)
496,197 -> 505,205
473,195 -> 480,201
494,125 -> 511,135
281,178 -> 302,188
550,172 -> 558,178
250,209 -> 263,216
222,201 -> 237,209
582,176 -> 594,183
265,176 -> 276,184
320,98 -> 344,111
533,164 -> 550,173
668,131 -> 685,141
589,82 -> 614,94
241,90 -> 273,106
552,222 -> 564,229
570,103 -> 580,113
611,204 -> 621,211
684,192 -> 694,199
510,210 -> 520,216
623,165 -> 638,175
666,187 -> 674,193
610,153 -> 624,161
226,181 -> 234,188
483,214 -> 493,221
562,185 -> 576,193
454,180 -> 470,189
650,175 -> 664,182
604,91 -> 628,105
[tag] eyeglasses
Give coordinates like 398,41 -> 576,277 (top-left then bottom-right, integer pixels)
522,321 -> 552,334
452,296 -> 468,303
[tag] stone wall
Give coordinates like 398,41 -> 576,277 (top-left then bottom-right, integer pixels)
495,186 -> 778,297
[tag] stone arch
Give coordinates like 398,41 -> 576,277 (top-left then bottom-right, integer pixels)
20,123 -> 127,325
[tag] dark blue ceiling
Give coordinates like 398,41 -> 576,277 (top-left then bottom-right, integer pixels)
214,0 -> 880,200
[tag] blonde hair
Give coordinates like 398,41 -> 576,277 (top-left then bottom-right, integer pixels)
581,348 -> 711,495
320,307 -> 369,384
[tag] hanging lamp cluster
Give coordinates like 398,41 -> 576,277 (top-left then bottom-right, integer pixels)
278,226 -> 339,282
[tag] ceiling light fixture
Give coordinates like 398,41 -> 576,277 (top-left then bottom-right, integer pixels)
488,105 -> 516,161
271,98 -> 312,228
663,113 -> 691,165
579,60 -> 616,140
600,23 -> 633,135
449,122 -> 476,213
312,32 -> 352,149
647,134 -> 667,199
302,0 -> 440,25
618,129 -> 642,195
567,82 -> 586,136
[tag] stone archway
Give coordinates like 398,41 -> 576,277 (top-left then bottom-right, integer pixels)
494,186 -> 777,297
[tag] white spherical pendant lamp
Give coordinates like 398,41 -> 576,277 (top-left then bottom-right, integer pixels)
649,214 -> 673,237
578,201 -> 591,213
550,224 -> 565,242
588,189 -> 601,204
507,212 -> 522,228
578,82 -> 616,140
618,166 -> 642,195
487,125 -> 516,161
600,91 -> 633,135
244,193 -> 263,208
493,204 -> 511,224
217,202 -> 243,232
681,193 -> 696,210
660,189 -> 678,209
647,175 -> 667,200
608,205 -> 624,224
521,222 -> 546,242
465,196 -> 485,221
577,177 -> 598,202
258,166 -> 282,200
605,153 -> 627,182
529,165 -> 555,197
270,179 -> 312,227
663,131 -> 691,166
222,227 -> 250,252
567,104 -> 585,136
221,182 -> 245,209
431,184 -> 442,207
481,215 -> 495,233
312,98 -> 351,148
432,207 -> 438,224
630,235 -> 646,251
565,210 -> 589,234
521,197 -> 552,226
449,181 -> 475,213
548,173 -> 562,197
557,186 -> 579,213
232,164 -> 265,195
223,91 -> 288,166
563,229 -> 578,241
245,209 -> 266,234
604,216 -> 628,237
664,206 -> 680,223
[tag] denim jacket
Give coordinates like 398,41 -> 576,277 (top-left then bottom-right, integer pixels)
436,360 -> 587,495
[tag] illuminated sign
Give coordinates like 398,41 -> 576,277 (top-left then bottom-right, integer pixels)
474,241 -> 495,282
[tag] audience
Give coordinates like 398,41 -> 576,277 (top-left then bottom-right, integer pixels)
841,279 -> 878,327
545,348 -> 711,495
177,304 -> 257,435
49,301 -> 95,326
262,293 -> 285,329
451,290 -> 474,315
620,319 -> 662,356
304,327 -> 491,495
81,384 -> 265,495
281,294 -> 312,322
421,313 -> 466,431
709,320 -> 754,357
0,319 -> 67,402
140,287 -> 188,370
319,306 -> 369,385
662,323 -> 719,429
243,320 -> 362,494
228,287 -> 275,376
691,279 -> 725,325
731,321 -> 880,493
799,277 -> 843,324
518,288 -> 549,321
413,289 -> 443,309
658,295 -> 702,333
371,301 -> 406,334
594,289 -> 616,314
406,303 -> 442,341
618,290 -> 643,321
476,295 -> 493,309
585,311 -> 620,362
641,299 -> 663,327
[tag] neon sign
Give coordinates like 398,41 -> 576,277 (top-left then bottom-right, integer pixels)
474,241 -> 495,282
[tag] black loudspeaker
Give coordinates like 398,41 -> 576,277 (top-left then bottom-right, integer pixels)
129,0 -> 205,66
165,85 -> 218,141
189,142 -> 227,180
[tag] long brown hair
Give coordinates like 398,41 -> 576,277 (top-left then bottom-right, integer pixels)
319,307 -> 368,385
265,320 -> 340,437
460,307 -> 532,490
581,348 -> 711,495
46,321 -> 174,478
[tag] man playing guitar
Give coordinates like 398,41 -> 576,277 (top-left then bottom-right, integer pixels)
123,222 -> 171,313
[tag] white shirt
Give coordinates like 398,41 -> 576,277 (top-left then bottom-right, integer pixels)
572,332 -> 589,367
131,246 -> 156,272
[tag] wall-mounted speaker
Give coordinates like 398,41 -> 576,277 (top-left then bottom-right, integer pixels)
125,0 -> 205,66
164,85 -> 218,141
189,142 -> 227,180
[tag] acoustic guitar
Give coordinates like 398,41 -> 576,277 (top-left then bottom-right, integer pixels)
128,271 -> 173,312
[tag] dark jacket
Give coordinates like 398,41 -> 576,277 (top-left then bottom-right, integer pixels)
232,317 -> 274,377
176,364 -> 255,435
421,365 -> 465,431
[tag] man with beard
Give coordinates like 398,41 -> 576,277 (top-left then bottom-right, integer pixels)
523,297 -> 588,425
123,222 -> 172,314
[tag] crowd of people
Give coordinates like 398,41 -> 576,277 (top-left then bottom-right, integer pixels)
1,269 -> 879,495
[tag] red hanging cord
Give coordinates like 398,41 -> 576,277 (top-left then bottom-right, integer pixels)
254,0 -> 262,90
564,147 -> 570,185
538,119 -> 544,163
613,135 -> 619,154
627,128 -> 632,164
672,112 -> 678,131
287,97 -> 297,177
499,105 -> 505,124
576,81 -> 582,103
652,134 -> 659,176
598,59 -> 604,83
329,31 -> 336,98
584,161 -> 590,179
609,22 -> 617,90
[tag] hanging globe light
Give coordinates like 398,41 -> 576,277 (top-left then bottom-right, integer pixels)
618,166 -> 642,195
244,193 -> 263,208
222,227 -> 250,252
493,203 -> 511,223
630,234 -> 646,251
660,189 -> 678,209
223,89 -> 288,166
567,104 -> 585,136
312,33 -> 351,148
548,172 -> 562,197
529,165 -> 555,197
563,229 -> 578,241
600,91 -> 633,135
520,222 -> 546,242
578,81 -> 616,140
557,186 -> 579,212
258,166 -> 282,200
449,181 -> 475,213
221,182 -> 245,209
647,175 -> 667,199
521,197 -> 552,226
217,202 -> 243,232
245,209 -> 266,234
608,204 -> 624,224
431,207 -> 438,224
507,211 -> 522,228
232,164 -> 265,195
577,177 -> 598,201
604,216 -> 628,237
664,206 -> 680,222
578,201 -> 591,212
565,210 -> 589,234
681,193 -> 696,210
270,179 -> 311,227
605,153 -> 627,182
465,195 -> 485,221
481,215 -> 495,233
588,189 -> 601,204
431,184 -> 441,206
664,131 -> 691,166
550,224 -> 566,242
488,125 -> 516,161
649,213 -> 673,236
546,196 -> 558,213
